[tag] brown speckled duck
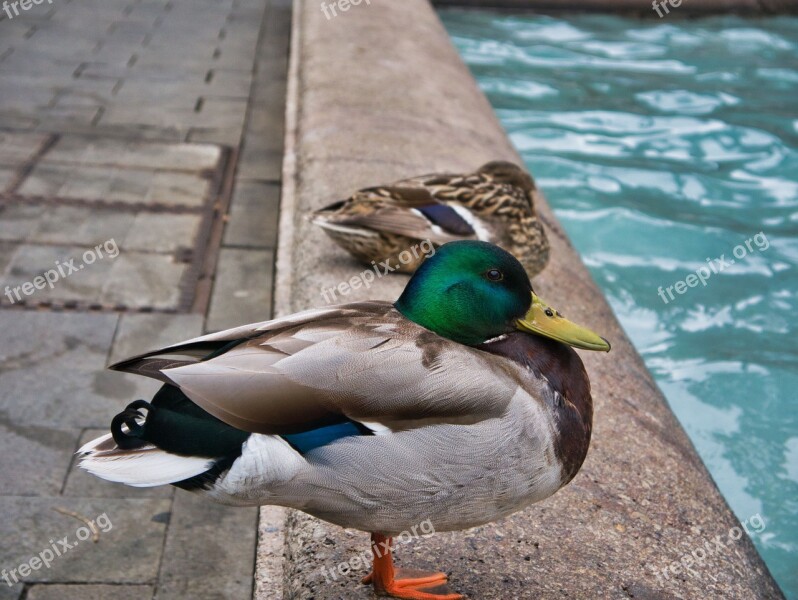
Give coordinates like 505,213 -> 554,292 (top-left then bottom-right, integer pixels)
311,161 -> 550,276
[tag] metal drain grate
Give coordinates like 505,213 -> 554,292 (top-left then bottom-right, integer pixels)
0,134 -> 236,314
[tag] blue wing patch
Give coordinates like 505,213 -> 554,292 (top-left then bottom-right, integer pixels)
282,420 -> 373,454
416,204 -> 475,236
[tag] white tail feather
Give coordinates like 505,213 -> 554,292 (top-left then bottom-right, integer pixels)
78,432 -> 115,454
311,218 -> 378,237
78,433 -> 215,488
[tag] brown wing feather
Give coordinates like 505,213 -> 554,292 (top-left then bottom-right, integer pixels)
111,302 -> 519,435
323,186 -> 472,244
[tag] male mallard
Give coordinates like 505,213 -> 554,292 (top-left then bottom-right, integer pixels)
79,241 -> 608,600
311,161 -> 550,276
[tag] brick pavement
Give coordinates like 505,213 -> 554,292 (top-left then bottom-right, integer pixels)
0,0 -> 290,598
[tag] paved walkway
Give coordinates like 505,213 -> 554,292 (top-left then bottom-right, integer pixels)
0,0 -> 289,598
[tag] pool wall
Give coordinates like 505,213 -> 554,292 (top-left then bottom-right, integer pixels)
255,0 -> 786,597
431,0 -> 798,14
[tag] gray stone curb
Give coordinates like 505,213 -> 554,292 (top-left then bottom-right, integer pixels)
257,0 -> 785,598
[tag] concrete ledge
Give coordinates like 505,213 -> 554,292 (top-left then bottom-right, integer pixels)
432,0 -> 798,14
259,0 -> 785,598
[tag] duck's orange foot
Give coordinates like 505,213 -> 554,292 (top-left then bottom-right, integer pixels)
362,533 -> 464,599
362,568 -> 461,599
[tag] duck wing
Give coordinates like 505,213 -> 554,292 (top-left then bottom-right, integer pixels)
110,302 -> 516,435
315,185 -> 478,243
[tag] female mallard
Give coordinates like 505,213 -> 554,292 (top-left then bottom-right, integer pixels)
311,161 -> 550,276
79,241 -> 608,600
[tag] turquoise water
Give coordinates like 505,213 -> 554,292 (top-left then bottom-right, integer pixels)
442,11 -> 798,597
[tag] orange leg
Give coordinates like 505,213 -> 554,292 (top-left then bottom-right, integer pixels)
361,533 -> 463,600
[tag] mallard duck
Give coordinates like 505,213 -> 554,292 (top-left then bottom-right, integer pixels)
79,240 -> 608,600
311,161 -> 550,276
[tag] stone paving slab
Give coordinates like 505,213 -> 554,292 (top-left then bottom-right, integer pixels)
18,164 -> 213,207
205,68 -> 256,97
0,205 -> 136,247
98,107 -> 199,137
235,7 -> 290,183
108,313 -> 205,364
156,490 -> 258,600
0,169 -> 17,192
0,312 -> 131,428
70,210 -> 199,254
0,131 -> 48,168
0,497 -> 170,584
0,1 -> 283,599
237,121 -> 285,182
100,252 -> 189,310
39,107 -> 102,128
0,205 -> 44,242
0,584 -> 22,600
1,243 -> 116,304
0,422 -> 79,497
223,181 -> 281,249
41,136 -> 222,172
188,126 -> 247,148
206,248 -> 274,332
195,97 -> 251,129
0,244 -> 191,310
0,0 -> 268,142
0,242 -> 16,275
25,584 -> 155,600
111,82 -> 221,106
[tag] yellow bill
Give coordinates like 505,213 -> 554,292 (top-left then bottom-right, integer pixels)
516,293 -> 611,352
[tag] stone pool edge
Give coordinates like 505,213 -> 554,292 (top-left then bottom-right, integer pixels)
258,0 -> 786,598
432,0 -> 798,15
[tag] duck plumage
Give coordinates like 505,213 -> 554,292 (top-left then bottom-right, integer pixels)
78,241 -> 607,600
82,301 -> 590,534
312,161 -> 550,276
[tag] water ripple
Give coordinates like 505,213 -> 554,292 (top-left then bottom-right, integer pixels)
443,11 -> 798,597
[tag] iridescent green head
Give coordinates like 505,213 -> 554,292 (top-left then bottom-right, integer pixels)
395,241 -> 531,345
395,240 -> 610,351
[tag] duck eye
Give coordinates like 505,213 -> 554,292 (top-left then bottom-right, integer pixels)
486,269 -> 503,282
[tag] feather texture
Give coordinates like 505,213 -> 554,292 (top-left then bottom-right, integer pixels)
311,161 -> 550,275
78,434 -> 216,488
95,301 -> 593,534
